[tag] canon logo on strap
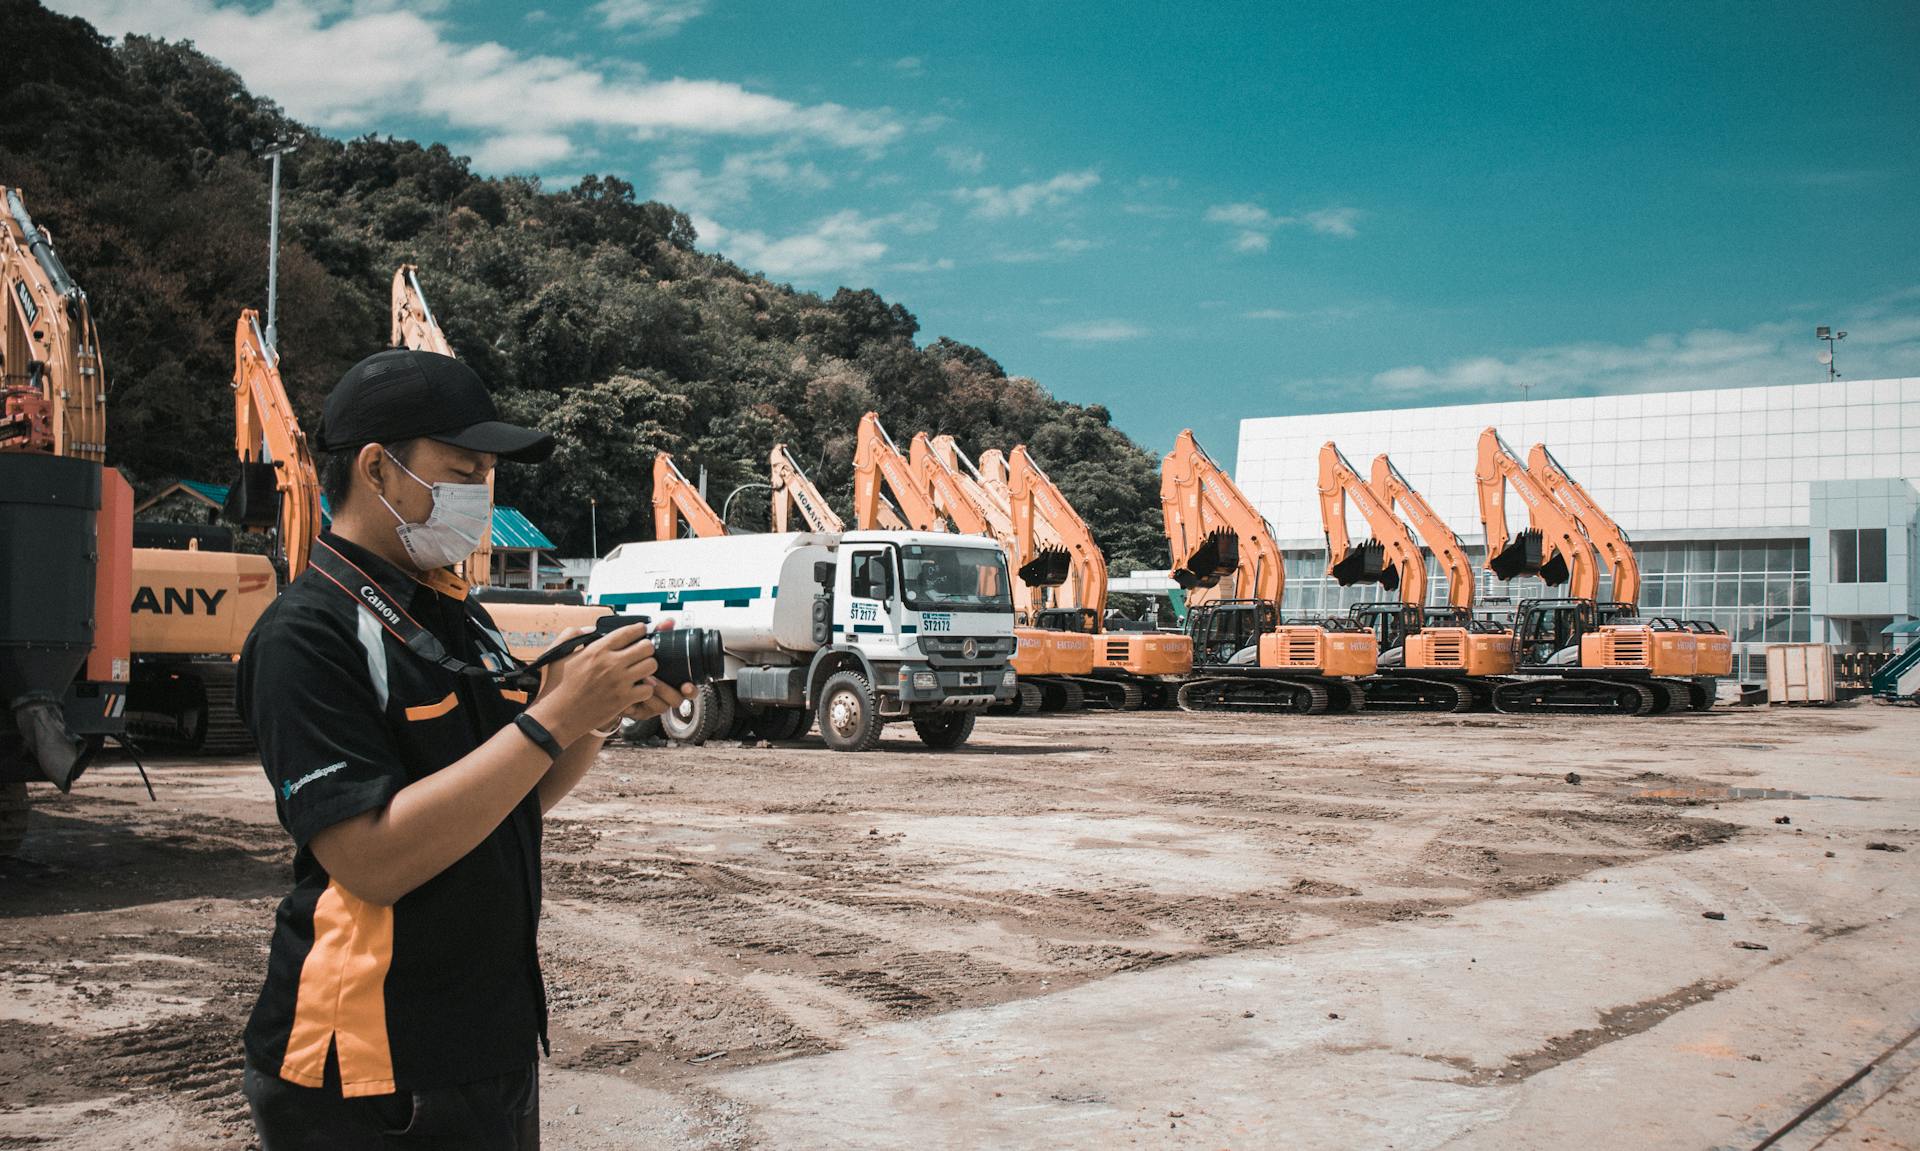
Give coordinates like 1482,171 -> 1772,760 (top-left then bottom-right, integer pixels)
359,584 -> 404,628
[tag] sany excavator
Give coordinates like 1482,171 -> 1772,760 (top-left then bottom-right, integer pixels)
985,441 -> 1192,706
1,186 -> 131,849
769,443 -> 845,533
391,265 -> 493,585
1161,429 -> 1375,712
1477,428 -> 1717,713
1526,443 -> 1733,681
124,312 -> 293,752
1318,442 -> 1503,710
910,431 -> 1093,712
654,451 -> 729,539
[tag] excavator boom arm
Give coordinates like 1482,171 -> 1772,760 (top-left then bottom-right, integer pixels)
1160,429 -> 1283,606
1008,445 -> 1109,616
852,412 -> 943,531
653,451 -> 729,539
1317,442 -> 1426,604
232,310 -> 322,581
768,443 -> 845,533
909,432 -> 994,536
1475,428 -> 1598,600
2,187 -> 107,460
1371,454 -> 1477,611
1526,443 -> 1640,607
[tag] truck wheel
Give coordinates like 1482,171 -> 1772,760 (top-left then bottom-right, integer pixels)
816,671 -> 883,752
753,707 -> 810,742
0,783 -> 27,857
662,683 -> 732,745
912,712 -> 975,749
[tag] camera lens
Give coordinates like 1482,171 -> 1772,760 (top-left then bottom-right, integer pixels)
652,627 -> 722,685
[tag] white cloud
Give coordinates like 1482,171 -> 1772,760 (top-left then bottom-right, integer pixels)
1204,201 -> 1361,250
58,0 -> 901,172
1052,237 -> 1098,253
1243,308 -> 1295,320
1363,295 -> 1920,402
652,146 -> 831,214
591,0 -> 707,35
936,145 -> 987,175
701,209 -> 934,281
891,56 -> 925,75
1041,320 -> 1144,342
955,171 -> 1099,219
888,257 -> 955,273
466,132 -> 576,173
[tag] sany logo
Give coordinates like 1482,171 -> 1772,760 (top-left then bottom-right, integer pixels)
358,584 -> 404,628
131,586 -> 228,615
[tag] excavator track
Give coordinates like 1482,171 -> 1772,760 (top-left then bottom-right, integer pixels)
1039,679 -> 1086,712
990,681 -> 1046,716
126,661 -> 255,755
1176,675 -> 1341,715
1066,677 -> 1146,711
1359,676 -> 1477,713
1491,677 -> 1657,717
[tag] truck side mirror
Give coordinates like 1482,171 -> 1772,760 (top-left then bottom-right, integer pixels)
866,567 -> 892,602
813,561 -> 834,587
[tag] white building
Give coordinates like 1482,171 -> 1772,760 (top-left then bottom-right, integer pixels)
1235,376 -> 1920,678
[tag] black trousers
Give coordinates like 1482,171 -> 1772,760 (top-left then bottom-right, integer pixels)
244,1058 -> 539,1151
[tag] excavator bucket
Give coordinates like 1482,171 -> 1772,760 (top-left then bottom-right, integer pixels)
1174,528 -> 1238,589
1018,546 -> 1072,588
224,460 -> 282,530
1330,539 -> 1392,588
1537,549 -> 1570,586
1488,527 -> 1545,581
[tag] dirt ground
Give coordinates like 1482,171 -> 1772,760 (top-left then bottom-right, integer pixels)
1,703 -> 1914,1149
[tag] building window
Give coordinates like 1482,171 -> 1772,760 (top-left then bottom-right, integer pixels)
1831,529 -> 1887,584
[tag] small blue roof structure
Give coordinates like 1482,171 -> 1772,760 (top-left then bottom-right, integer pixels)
180,479 -> 229,505
492,506 -> 555,550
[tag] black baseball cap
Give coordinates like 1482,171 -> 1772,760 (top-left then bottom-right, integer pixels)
314,348 -> 554,463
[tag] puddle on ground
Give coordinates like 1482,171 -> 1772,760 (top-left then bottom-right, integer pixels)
1623,786 -> 1878,802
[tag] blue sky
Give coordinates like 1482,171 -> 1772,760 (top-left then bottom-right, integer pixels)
62,0 -> 1920,465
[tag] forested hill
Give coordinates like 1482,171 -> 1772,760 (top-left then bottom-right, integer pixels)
1,0 -> 1167,571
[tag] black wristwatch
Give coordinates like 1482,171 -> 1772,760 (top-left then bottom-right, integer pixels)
513,712 -> 565,762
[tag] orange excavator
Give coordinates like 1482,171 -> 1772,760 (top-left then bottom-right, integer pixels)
769,442 -> 846,533
1526,443 -> 1733,681
2,186 -> 131,845
1477,428 -> 1716,713
1367,452 -> 1516,685
124,313 -> 295,752
911,431 -> 1093,712
1318,442 -> 1495,711
1003,443 -> 1192,707
654,451 -> 729,539
1162,429 -> 1375,712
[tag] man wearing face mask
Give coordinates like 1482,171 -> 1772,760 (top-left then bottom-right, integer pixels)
235,348 -> 688,1149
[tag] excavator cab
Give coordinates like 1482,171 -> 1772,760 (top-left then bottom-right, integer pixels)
1034,607 -> 1098,634
1514,597 -> 1596,668
1347,602 -> 1423,665
1186,599 -> 1277,667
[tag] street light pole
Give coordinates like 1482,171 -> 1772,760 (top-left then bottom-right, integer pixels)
258,136 -> 302,353
590,497 -> 598,558
1816,326 -> 1847,382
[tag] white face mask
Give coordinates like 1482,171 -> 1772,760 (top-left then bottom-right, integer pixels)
378,449 -> 492,571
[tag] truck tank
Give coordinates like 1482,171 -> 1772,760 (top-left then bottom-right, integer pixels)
588,532 -> 832,658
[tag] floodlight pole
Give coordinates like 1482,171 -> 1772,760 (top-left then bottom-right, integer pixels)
260,136 -> 302,352
590,497 -> 599,558
1817,326 -> 1847,382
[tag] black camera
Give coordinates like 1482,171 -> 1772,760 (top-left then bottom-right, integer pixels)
597,614 -> 723,687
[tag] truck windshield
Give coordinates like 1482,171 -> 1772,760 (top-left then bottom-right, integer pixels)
899,544 -> 1012,613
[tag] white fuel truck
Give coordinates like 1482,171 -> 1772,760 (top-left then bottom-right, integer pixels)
586,530 -> 1018,751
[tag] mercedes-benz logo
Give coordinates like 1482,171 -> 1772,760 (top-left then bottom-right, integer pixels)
963,637 -> 978,659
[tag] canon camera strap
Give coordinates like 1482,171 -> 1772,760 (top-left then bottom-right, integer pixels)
308,540 -> 524,683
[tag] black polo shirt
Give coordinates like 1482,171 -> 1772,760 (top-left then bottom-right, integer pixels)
237,532 -> 546,1098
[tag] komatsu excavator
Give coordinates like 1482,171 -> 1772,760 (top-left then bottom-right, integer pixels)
912,432 -> 1094,712
2,186 -> 130,850
1161,429 -> 1375,712
1001,443 -> 1191,706
769,443 -> 846,533
1526,443 -> 1733,680
654,451 -> 729,539
1478,428 -> 1716,713
1318,442 -> 1497,710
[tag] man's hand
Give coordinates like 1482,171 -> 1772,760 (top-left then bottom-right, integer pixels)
534,619 -> 694,740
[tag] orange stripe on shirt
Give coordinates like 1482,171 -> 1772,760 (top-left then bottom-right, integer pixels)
403,692 -> 459,721
279,881 -> 397,1097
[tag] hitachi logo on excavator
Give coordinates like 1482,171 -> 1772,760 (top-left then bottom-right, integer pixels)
132,586 -> 228,614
